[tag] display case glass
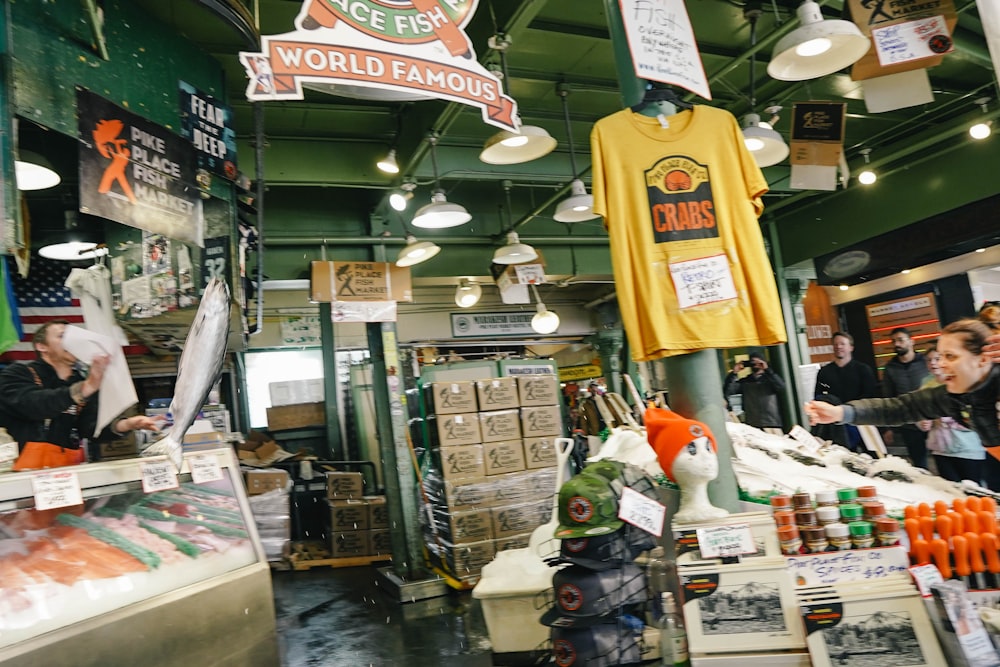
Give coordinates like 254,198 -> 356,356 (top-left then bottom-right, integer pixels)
0,449 -> 260,650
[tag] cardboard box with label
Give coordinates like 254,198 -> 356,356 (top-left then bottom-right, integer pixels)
491,499 -> 551,538
522,436 -> 559,469
478,410 -> 522,443
476,378 -> 520,411
437,444 -> 486,481
244,469 -> 290,495
430,412 -> 482,447
423,381 -> 478,415
326,471 -> 365,499
483,440 -> 527,476
365,495 -> 389,529
310,260 -> 412,303
330,530 -> 369,558
520,405 -> 564,438
488,468 -> 557,506
444,477 -> 492,510
100,435 -> 138,460
443,508 -> 493,544
329,499 -> 370,531
494,533 -> 532,553
516,375 -> 560,407
442,539 -> 496,575
368,528 -> 391,556
266,401 -> 325,431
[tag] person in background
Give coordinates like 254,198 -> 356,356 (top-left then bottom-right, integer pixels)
0,320 -> 160,470
882,327 -> 930,468
806,319 -> 1000,490
723,351 -> 786,432
919,340 -> 985,484
977,301 -> 1000,331
813,331 -> 878,451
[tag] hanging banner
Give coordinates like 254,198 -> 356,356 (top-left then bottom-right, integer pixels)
179,81 -> 238,181
238,1 -> 519,132
617,0 -> 711,100
77,88 -> 204,247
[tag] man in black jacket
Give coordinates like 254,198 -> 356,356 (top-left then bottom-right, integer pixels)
882,327 -> 931,468
724,352 -> 786,431
814,332 -> 878,451
0,320 -> 158,464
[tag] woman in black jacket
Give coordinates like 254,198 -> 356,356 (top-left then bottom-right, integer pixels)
806,319 -> 1000,486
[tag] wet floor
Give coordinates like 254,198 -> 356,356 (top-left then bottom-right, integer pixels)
272,566 -> 499,667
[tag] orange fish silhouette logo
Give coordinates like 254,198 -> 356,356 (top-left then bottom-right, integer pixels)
93,119 -> 136,203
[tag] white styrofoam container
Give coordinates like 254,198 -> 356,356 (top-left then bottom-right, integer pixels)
472,549 -> 554,653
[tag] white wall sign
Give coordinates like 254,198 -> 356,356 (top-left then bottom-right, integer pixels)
239,1 -> 518,132
873,15 -> 953,67
618,0 -> 711,100
451,311 -> 537,337
668,253 -> 737,308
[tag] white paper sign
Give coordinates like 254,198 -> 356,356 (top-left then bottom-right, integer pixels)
140,460 -> 180,493
872,15 -> 953,67
788,425 -> 821,453
618,486 -> 666,537
618,0 -> 712,100
189,454 -> 223,484
32,470 -> 84,510
786,546 -> 910,586
0,441 -> 18,463
668,254 -> 737,309
909,563 -> 944,598
696,523 -> 756,558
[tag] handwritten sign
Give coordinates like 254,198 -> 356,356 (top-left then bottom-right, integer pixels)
618,486 -> 666,537
140,460 -> 180,493
786,546 -> 910,586
873,15 -> 953,67
618,0 -> 711,100
696,523 -> 756,558
32,470 -> 83,511
669,254 -> 737,309
189,454 -> 224,484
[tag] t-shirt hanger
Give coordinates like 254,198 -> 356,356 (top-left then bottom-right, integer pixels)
628,86 -> 695,119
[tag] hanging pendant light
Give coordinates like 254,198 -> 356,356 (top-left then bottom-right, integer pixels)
479,34 -> 556,165
395,234 -> 441,267
741,5 -> 789,168
455,278 -> 482,308
492,181 -> 538,265
15,150 -> 60,191
377,148 -> 400,174
530,284 -> 559,335
553,85 -> 599,222
767,0 -> 869,82
411,134 -> 471,229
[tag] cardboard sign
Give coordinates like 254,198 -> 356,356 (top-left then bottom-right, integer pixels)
310,261 -> 412,303
790,102 -> 846,168
238,0 -> 518,132
847,0 -> 957,81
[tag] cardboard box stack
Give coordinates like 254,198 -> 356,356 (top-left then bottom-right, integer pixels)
420,376 -> 564,586
326,471 -> 374,558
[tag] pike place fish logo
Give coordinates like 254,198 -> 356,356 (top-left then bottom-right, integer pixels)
557,583 -> 585,612
644,155 -> 718,244
239,0 -> 519,131
567,495 -> 595,524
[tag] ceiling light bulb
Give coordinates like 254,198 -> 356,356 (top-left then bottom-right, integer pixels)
741,113 -> 789,167
501,134 -> 530,147
976,248 -> 986,253
15,151 -> 61,191
839,284 -> 849,291
455,279 -> 482,308
554,179 -> 599,223
970,122 -> 992,140
901,269 -> 910,274
480,125 -> 557,165
767,0 -> 869,81
411,190 -> 471,229
744,137 -> 765,152
858,169 -> 877,185
531,303 -> 560,334
492,231 -> 538,264
395,235 -> 441,267
39,241 -> 108,261
377,148 -> 399,174
389,191 -> 409,211
796,37 -> 832,57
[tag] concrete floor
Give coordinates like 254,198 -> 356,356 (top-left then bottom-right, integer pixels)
272,566 -> 500,667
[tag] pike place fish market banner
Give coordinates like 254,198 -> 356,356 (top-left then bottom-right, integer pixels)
77,88 -> 204,247
239,0 -> 519,132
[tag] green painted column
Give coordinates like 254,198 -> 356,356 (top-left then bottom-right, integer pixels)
0,2 -> 18,253
604,0 -> 739,512
591,329 -> 624,395
319,302 -> 341,459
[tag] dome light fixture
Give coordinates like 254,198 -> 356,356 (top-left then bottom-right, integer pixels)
395,234 -> 440,268
492,180 -> 538,264
970,97 -> 993,140
767,0 -> 869,82
455,278 -> 482,308
553,85 -> 598,222
15,150 -> 60,191
740,6 -> 789,167
389,180 -> 417,212
857,147 -> 876,185
530,284 -> 559,335
377,148 -> 400,174
411,134 -> 471,229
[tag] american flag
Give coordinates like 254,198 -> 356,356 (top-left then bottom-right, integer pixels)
1,257 -> 147,361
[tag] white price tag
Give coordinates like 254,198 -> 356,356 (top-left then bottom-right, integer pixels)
140,460 -> 180,493
785,546 -> 911,586
695,523 -> 756,558
189,454 -> 223,484
618,486 -> 666,537
0,441 -> 18,463
32,470 -> 84,511
788,424 -> 821,453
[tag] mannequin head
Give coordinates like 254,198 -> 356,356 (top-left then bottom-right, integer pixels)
645,407 -> 717,483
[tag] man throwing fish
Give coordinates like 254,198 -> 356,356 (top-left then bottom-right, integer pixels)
0,320 -> 160,470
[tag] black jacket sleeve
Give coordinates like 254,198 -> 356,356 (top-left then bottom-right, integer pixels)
723,372 -> 740,398
0,363 -> 80,421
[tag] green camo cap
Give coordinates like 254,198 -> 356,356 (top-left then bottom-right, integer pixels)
555,471 -> 623,539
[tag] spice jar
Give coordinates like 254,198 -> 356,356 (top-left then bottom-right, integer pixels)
770,494 -> 792,511
856,485 -> 878,503
837,488 -> 858,504
814,490 -> 838,507
848,521 -> 875,549
862,501 -> 888,522
816,505 -> 841,526
792,492 -> 814,510
795,509 -> 818,527
839,503 -> 864,522
773,510 -> 796,527
825,522 -> 852,550
875,518 -> 902,546
778,525 -> 803,555
802,526 -> 829,553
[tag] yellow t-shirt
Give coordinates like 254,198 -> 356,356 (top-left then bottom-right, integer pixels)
591,105 -> 787,361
